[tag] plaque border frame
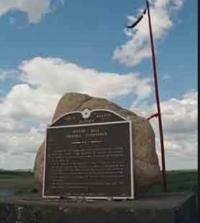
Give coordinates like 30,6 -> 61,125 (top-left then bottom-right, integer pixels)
42,109 -> 134,200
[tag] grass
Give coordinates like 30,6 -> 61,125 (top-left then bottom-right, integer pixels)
148,170 -> 197,193
0,170 -> 33,179
0,170 -> 35,195
0,169 -> 198,195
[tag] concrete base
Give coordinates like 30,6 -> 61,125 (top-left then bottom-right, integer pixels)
0,193 -> 197,223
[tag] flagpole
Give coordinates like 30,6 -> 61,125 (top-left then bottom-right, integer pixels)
146,0 -> 168,192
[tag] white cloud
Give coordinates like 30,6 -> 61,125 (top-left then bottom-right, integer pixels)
113,0 -> 184,66
0,0 -> 64,24
0,127 -> 44,169
1,83 -> 60,121
0,57 -> 152,123
0,57 -> 152,169
0,57 -> 196,170
0,128 -> 43,154
0,69 -> 18,81
132,90 -> 197,170
20,57 -> 152,100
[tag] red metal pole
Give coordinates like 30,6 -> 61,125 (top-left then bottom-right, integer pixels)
146,0 -> 168,192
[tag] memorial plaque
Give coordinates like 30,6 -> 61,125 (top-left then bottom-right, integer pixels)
43,109 -> 134,199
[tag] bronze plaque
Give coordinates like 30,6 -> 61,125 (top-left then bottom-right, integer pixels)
43,109 -> 134,199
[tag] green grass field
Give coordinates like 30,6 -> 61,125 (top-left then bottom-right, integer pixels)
0,170 -> 35,195
0,169 -> 198,196
148,170 -> 197,193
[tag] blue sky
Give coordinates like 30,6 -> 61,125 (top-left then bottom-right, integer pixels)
0,0 -> 197,97
0,0 -> 197,170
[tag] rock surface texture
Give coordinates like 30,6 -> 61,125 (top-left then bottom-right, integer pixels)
34,93 -> 160,193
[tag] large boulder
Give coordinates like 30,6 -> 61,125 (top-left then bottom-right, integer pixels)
34,92 -> 160,193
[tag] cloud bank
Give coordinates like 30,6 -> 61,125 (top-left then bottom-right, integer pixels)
113,0 -> 184,66
133,90 -> 197,169
0,57 -> 152,169
0,0 -> 64,24
0,57 -> 197,170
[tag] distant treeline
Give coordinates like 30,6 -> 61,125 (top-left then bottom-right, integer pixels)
0,170 -> 33,178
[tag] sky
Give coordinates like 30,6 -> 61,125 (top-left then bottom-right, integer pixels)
0,0 -> 197,170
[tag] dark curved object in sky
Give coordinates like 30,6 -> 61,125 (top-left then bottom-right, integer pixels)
126,8 -> 146,29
